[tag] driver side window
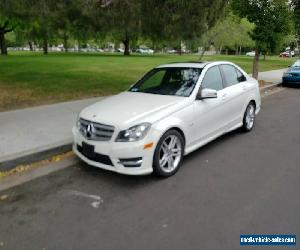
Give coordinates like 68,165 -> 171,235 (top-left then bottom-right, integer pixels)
201,66 -> 223,91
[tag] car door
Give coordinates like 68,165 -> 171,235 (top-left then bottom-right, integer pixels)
220,64 -> 248,128
192,65 -> 228,145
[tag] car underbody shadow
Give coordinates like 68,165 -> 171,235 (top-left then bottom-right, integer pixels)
282,83 -> 300,88
77,160 -> 156,187
183,129 -> 242,164
78,128 -> 244,184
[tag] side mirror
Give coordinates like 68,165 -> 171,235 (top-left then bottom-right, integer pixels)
196,88 -> 218,100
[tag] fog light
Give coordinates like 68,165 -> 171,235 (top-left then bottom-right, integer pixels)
119,157 -> 143,168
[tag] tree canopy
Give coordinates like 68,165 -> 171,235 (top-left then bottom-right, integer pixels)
0,0 -> 297,60
231,0 -> 292,78
0,0 -> 228,55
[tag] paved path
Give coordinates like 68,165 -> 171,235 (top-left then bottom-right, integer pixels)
0,88 -> 299,250
257,68 -> 286,84
0,68 -> 286,165
0,97 -> 103,164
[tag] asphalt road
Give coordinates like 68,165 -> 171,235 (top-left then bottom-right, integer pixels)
0,88 -> 300,250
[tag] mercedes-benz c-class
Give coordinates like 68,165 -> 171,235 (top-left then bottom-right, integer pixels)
73,61 -> 261,177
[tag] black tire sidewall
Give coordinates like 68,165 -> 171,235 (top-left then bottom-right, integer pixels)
153,130 -> 184,177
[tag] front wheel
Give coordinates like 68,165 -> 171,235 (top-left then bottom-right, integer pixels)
242,102 -> 256,132
153,130 -> 184,177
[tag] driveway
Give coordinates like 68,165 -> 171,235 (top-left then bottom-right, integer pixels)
0,88 -> 299,250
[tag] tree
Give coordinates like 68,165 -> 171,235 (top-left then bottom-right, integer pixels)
0,18 -> 14,55
205,12 -> 254,55
96,0 -> 141,55
0,0 -> 29,55
231,0 -> 292,79
97,0 -> 227,55
141,0 -> 227,54
140,0 -> 168,50
291,0 -> 300,50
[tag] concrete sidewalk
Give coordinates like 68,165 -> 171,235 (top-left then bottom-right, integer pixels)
0,68 -> 286,169
0,97 -> 104,168
257,68 -> 286,84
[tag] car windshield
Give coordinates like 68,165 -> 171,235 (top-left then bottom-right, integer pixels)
292,61 -> 300,67
129,67 -> 202,97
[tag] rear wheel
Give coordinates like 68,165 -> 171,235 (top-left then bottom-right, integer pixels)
242,102 -> 256,132
153,130 -> 184,177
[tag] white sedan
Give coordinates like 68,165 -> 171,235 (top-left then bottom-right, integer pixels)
246,51 -> 256,57
137,48 -> 154,54
73,61 -> 261,177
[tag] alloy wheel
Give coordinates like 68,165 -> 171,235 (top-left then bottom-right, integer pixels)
158,135 -> 182,173
245,104 -> 255,130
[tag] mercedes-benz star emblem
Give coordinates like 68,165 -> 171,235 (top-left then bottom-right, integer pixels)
86,123 -> 94,138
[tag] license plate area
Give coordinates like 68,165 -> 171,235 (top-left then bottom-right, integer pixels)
82,142 -> 95,158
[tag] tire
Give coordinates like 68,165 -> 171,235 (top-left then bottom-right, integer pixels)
242,102 -> 256,132
153,130 -> 184,177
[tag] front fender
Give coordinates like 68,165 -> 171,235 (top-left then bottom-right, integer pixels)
152,116 -> 190,147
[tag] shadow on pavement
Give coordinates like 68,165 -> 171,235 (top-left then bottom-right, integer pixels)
76,128 -> 243,186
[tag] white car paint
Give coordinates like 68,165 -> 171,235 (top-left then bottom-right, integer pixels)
73,61 -> 261,175
246,51 -> 255,57
137,48 -> 154,54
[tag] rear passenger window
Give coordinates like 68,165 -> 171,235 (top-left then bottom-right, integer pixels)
201,66 -> 223,91
221,65 -> 240,87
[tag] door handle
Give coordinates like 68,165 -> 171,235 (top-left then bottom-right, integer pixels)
242,85 -> 247,91
221,93 -> 227,100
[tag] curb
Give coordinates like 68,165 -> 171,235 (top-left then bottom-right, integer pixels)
0,142 -> 72,172
260,82 -> 282,93
0,155 -> 78,192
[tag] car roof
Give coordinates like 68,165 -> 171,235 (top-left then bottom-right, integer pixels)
156,61 -> 209,69
155,61 -> 234,69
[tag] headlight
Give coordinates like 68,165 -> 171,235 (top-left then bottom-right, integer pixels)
116,123 -> 151,142
76,114 -> 81,128
283,72 -> 292,77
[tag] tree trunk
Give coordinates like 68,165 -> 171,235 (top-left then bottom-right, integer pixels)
239,45 -> 242,55
78,41 -> 81,52
152,39 -> 155,54
43,36 -> 48,54
123,38 -> 130,56
252,49 -> 260,80
178,41 -> 182,56
0,31 -> 8,55
29,41 -> 33,51
199,46 -> 206,60
219,44 -> 223,55
235,45 -> 239,55
63,33 -> 68,52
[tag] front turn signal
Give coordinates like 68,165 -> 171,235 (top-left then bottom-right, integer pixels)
143,142 -> 154,149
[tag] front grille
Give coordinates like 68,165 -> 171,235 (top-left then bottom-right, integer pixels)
77,145 -> 113,166
78,118 -> 115,141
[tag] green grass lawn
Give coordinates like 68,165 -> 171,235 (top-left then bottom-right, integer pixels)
0,52 -> 295,111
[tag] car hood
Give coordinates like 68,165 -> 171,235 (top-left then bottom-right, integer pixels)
80,92 -> 190,129
287,67 -> 300,73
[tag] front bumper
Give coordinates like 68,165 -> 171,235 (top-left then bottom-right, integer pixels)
282,76 -> 300,84
72,127 -> 157,175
